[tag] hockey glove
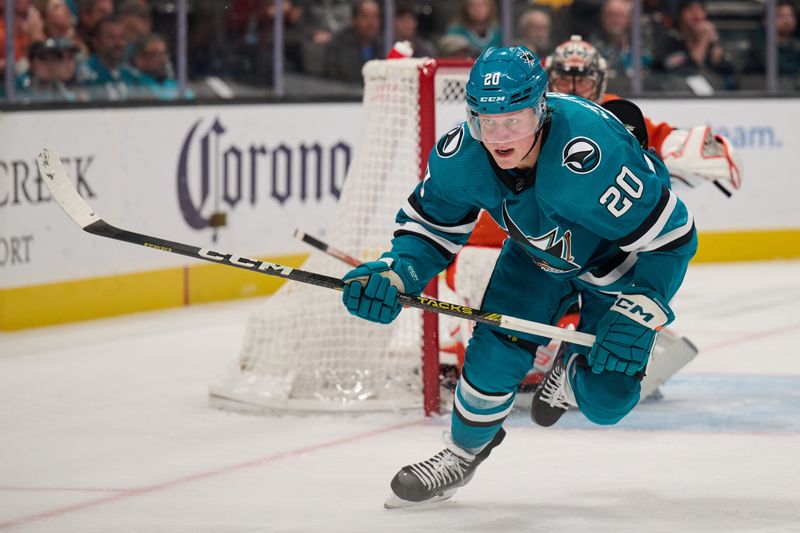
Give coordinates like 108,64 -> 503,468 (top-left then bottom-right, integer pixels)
589,290 -> 674,376
661,126 -> 742,196
341,252 -> 422,324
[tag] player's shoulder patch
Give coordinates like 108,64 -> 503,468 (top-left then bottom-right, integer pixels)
436,124 -> 465,158
562,136 -> 602,174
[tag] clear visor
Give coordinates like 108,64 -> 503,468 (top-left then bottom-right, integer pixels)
467,106 -> 544,144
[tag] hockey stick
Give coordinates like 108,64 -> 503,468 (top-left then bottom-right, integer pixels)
37,149 -> 595,348
293,229 -> 361,267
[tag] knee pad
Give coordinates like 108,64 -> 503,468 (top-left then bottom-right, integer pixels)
572,368 -> 641,425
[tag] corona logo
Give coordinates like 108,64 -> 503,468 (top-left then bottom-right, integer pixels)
177,117 -> 352,232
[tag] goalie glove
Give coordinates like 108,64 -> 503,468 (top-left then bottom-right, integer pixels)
661,125 -> 743,197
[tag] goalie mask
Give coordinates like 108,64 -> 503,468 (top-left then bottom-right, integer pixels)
545,35 -> 608,102
465,46 -> 548,143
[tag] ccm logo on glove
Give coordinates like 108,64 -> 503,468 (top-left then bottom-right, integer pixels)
611,293 -> 671,329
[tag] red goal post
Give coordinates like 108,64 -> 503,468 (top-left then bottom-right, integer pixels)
209,58 -> 474,416
418,58 -> 474,414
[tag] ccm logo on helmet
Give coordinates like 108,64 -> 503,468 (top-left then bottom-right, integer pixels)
480,96 -> 506,102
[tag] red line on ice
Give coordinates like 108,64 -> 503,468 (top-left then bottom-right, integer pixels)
700,320 -> 800,353
0,418 -> 425,530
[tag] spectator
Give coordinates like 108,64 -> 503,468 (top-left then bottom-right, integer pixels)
325,0 -> 381,83
747,0 -> 800,79
393,2 -> 434,58
0,0 -> 45,73
588,0 -> 649,79
438,33 -> 472,58
53,37 -> 87,101
446,0 -> 501,57
640,0 -> 671,59
301,0 -> 352,35
653,0 -> 737,90
130,33 -> 182,100
63,0 -> 77,18
76,0 -> 112,47
17,38 -> 61,100
42,0 -> 88,56
517,7 -> 553,59
77,15 -> 138,99
295,0 -> 335,77
225,0 -> 325,83
515,0 -> 574,45
117,0 -> 152,51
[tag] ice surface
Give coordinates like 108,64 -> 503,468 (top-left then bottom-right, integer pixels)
1,261 -> 799,532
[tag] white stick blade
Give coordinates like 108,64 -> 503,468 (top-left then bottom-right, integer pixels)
37,149 -> 101,229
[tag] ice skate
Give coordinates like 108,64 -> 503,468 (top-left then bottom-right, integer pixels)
384,428 -> 505,509
530,346 -> 578,427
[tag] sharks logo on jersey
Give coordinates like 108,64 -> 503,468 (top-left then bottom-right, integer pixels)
562,137 -> 601,174
437,125 -> 465,158
502,201 -> 581,273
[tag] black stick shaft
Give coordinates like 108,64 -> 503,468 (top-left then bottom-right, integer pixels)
85,219 -> 507,329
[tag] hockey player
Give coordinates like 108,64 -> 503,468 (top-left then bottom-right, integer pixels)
341,46 -> 697,507
443,35 -> 742,398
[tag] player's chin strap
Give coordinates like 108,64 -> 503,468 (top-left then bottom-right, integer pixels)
523,109 -> 551,160
520,126 -> 544,162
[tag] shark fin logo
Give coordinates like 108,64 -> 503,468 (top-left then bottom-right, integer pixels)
502,202 -> 580,273
437,125 -> 464,158
562,137 -> 601,174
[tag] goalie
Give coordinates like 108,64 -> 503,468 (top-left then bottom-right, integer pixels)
443,35 -> 743,400
340,46 -> 696,507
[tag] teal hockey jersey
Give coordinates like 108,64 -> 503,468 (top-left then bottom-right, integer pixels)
390,93 -> 697,303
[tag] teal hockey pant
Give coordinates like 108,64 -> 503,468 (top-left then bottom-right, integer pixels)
450,241 -> 642,452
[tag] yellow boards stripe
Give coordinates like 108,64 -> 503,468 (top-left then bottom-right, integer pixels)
187,253 -> 308,304
3,230 -> 800,332
0,269 -> 184,331
694,229 -> 800,263
0,253 -> 308,331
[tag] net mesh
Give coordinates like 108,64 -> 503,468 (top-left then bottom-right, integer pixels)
209,59 -> 470,413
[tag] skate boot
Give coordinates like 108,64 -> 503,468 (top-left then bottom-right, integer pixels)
530,346 -> 579,427
384,428 -> 506,509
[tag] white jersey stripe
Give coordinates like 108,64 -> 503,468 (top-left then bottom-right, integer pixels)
640,211 -> 695,252
401,199 -> 478,234
620,190 -> 678,252
457,377 -> 513,405
395,221 -> 463,254
454,392 -> 513,424
578,252 -> 639,287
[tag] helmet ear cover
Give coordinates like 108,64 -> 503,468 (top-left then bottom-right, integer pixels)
465,46 -> 549,141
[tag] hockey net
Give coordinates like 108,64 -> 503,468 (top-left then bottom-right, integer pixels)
209,58 -> 472,414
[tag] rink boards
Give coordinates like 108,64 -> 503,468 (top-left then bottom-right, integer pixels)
1,98 -> 799,330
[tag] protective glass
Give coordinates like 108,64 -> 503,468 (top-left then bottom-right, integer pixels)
467,106 -> 544,144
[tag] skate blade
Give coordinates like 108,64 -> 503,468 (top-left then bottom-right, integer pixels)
383,489 -> 456,509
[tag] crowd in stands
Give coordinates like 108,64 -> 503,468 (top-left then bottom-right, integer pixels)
1,0 -> 181,102
1,0 -> 799,104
